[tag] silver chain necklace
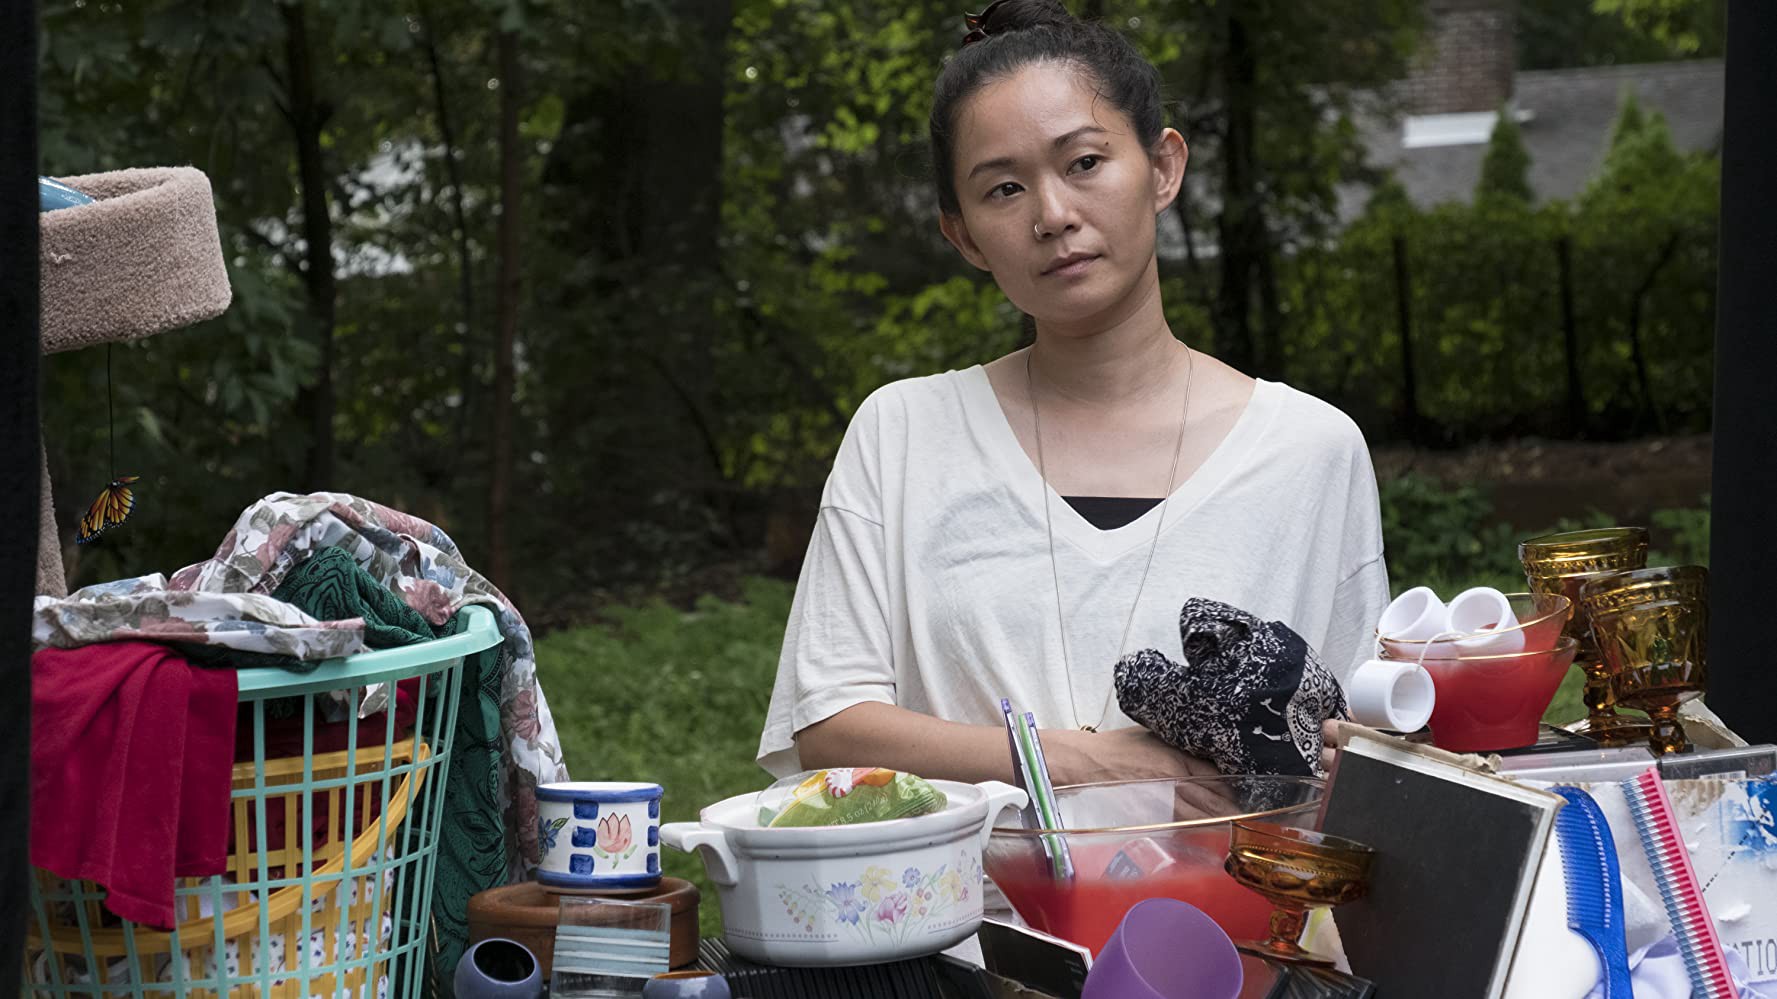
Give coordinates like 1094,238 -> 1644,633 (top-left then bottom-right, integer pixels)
1027,344 -> 1195,732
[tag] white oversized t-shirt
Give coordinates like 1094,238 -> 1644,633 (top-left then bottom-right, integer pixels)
756,365 -> 1390,777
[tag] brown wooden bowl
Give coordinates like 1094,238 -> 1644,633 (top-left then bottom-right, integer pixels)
467,876 -> 701,972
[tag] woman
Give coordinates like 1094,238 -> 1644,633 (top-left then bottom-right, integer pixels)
757,0 -> 1389,786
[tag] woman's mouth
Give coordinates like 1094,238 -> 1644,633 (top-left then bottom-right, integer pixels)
1043,252 -> 1100,277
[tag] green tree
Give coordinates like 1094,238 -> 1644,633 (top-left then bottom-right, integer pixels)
1518,0 -> 1723,68
1592,0 -> 1727,56
1120,0 -> 1423,378
1609,89 -> 1649,153
32,0 -> 1722,610
1575,100 -> 1718,434
1477,108 -> 1534,204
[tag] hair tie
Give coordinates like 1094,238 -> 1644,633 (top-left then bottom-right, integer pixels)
961,0 -> 1010,45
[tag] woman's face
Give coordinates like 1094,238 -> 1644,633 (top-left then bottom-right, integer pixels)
940,61 -> 1186,330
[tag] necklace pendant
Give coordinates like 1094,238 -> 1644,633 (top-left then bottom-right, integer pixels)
1080,725 -> 1097,733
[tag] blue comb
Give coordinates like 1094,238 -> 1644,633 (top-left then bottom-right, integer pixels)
1552,786 -> 1634,998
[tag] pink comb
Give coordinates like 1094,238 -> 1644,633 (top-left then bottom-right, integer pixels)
1621,767 -> 1738,999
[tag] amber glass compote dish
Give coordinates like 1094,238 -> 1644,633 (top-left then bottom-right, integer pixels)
1519,527 -> 1651,745
1223,821 -> 1374,968
1581,566 -> 1710,755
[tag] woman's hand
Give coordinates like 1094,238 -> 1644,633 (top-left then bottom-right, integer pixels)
1320,719 -> 1345,774
1050,726 -> 1219,786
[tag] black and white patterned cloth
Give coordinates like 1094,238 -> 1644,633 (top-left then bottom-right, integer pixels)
1115,598 -> 1348,777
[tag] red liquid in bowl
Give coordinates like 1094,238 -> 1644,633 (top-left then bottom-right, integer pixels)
987,833 -> 1273,957
1415,640 -> 1578,752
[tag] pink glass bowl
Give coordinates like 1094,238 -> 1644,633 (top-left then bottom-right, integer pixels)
1383,636 -> 1579,752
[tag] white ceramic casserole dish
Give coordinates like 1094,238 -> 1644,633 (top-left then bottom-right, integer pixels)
660,779 -> 1025,967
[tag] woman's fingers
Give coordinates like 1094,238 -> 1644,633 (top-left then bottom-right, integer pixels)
1319,719 -> 1344,775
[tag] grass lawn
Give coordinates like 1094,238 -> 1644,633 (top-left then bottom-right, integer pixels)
535,577 -> 793,938
536,575 -> 1594,937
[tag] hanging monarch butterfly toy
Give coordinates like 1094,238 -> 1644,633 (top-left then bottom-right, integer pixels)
75,344 -> 140,545
76,476 -> 139,544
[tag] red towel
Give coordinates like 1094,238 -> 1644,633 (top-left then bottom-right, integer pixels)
31,641 -> 238,929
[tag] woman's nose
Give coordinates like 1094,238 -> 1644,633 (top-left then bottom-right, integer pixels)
1032,183 -> 1081,240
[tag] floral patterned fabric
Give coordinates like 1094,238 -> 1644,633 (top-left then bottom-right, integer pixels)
165,491 -> 569,872
33,573 -> 369,660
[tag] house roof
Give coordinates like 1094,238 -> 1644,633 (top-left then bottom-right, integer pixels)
1365,59 -> 1724,211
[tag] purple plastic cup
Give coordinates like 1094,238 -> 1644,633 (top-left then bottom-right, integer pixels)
1081,898 -> 1244,999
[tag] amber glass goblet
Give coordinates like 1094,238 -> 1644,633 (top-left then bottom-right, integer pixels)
1519,527 -> 1651,745
1581,566 -> 1709,756
1223,821 -> 1374,967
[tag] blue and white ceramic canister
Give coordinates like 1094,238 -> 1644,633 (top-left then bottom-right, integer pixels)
536,781 -> 664,891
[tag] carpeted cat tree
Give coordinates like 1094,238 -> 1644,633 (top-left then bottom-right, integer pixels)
36,166 -> 233,595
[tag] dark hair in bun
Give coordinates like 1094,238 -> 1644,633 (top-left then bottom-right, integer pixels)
929,0 -> 1165,215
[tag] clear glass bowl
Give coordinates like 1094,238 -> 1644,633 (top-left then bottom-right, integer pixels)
982,775 -> 1324,957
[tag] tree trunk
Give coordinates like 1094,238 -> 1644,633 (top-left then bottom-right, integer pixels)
1393,235 -> 1421,444
1556,235 -> 1586,436
281,0 -> 336,491
1626,232 -> 1681,435
416,0 -> 479,468
1256,234 -> 1283,379
1173,186 -> 1205,288
489,27 -> 521,592
537,0 -> 733,504
1212,5 -> 1260,374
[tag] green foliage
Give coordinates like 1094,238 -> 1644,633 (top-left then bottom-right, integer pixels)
1281,96 -> 1718,442
1592,0 -> 1727,56
1609,90 -> 1650,153
1378,472 -> 1710,596
1477,109 -> 1534,205
34,0 -> 1722,613
1651,494 -> 1710,566
1571,99 -> 1719,432
1378,473 -> 1525,595
1519,0 -> 1723,68
1546,671 -> 1589,727
535,577 -> 794,938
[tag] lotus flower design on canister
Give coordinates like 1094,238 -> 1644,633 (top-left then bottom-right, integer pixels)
594,814 -> 637,862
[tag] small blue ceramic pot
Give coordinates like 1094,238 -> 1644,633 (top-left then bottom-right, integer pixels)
642,971 -> 732,999
536,781 -> 664,891
454,938 -> 543,999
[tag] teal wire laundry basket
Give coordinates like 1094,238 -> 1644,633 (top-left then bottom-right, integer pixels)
26,604 -> 502,999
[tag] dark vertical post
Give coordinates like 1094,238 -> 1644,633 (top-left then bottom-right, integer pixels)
1708,0 -> 1777,743
1393,235 -> 1421,444
1556,236 -> 1586,437
1,0 -> 41,986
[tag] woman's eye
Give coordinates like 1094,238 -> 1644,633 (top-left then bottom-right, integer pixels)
989,182 -> 1022,200
1071,155 -> 1101,174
